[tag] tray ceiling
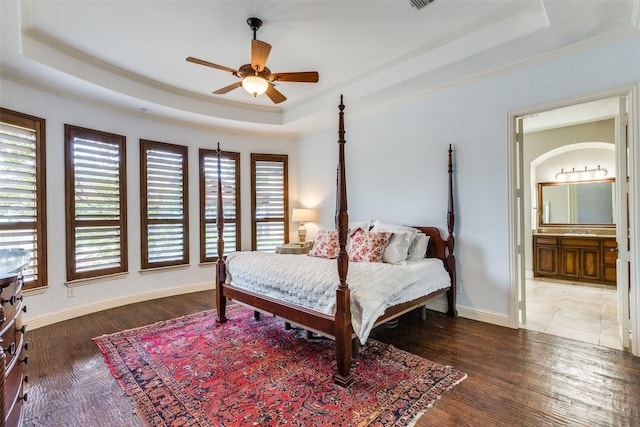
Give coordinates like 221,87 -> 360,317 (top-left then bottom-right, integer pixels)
1,0 -> 638,134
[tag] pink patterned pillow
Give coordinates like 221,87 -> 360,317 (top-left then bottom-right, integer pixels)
348,230 -> 391,263
307,230 -> 340,259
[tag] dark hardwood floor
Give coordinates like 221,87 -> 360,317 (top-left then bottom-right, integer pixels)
23,290 -> 639,426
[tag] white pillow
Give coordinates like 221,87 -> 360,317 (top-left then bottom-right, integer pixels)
370,221 -> 419,264
407,233 -> 430,261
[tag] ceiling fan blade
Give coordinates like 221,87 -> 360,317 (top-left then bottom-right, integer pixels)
251,40 -> 272,71
213,81 -> 242,94
265,85 -> 287,104
269,71 -> 319,83
186,56 -> 239,74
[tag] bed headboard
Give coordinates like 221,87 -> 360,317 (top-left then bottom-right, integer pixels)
412,226 -> 447,262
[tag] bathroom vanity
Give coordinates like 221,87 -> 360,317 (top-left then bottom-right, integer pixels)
533,234 -> 617,286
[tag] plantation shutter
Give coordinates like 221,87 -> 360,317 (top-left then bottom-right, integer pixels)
65,125 -> 127,281
251,154 -> 288,252
200,149 -> 240,262
0,109 -> 47,289
141,140 -> 188,269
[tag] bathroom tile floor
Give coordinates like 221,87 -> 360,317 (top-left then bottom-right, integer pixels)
523,278 -> 623,350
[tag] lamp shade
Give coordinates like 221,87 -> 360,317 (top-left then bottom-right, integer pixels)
292,208 -> 316,223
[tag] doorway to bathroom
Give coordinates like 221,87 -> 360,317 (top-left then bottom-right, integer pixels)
509,91 -> 636,354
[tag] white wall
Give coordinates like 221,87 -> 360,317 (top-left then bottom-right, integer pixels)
297,34 -> 640,324
5,33 -> 640,329
0,79 -> 298,327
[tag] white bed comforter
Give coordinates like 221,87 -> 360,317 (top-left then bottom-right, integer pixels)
225,252 -> 451,343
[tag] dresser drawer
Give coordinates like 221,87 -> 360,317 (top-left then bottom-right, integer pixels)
4,378 -> 25,427
1,314 -> 25,367
1,276 -> 23,331
3,343 -> 26,420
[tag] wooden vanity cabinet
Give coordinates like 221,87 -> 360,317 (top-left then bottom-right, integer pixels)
1,272 -> 28,427
533,236 -> 559,276
533,235 -> 617,286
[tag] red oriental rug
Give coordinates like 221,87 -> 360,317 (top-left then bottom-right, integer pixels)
94,305 -> 466,427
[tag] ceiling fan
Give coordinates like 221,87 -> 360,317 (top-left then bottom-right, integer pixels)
186,17 -> 319,104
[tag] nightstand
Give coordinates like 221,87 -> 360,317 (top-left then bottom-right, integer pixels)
276,242 -> 313,254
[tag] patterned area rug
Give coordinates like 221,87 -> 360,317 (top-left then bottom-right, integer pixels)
94,305 -> 466,427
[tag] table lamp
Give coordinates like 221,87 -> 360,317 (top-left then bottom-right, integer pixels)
291,208 -> 316,243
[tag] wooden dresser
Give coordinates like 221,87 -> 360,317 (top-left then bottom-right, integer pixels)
533,234 -> 617,286
1,272 -> 28,426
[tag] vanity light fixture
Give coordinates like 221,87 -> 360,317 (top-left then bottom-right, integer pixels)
555,165 -> 607,182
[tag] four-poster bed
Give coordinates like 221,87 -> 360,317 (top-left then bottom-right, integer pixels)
214,96 -> 457,387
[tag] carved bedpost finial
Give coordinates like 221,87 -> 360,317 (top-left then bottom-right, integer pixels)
338,95 -> 345,144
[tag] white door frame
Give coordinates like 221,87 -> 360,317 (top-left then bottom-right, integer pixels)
616,96 -> 631,349
507,84 -> 640,356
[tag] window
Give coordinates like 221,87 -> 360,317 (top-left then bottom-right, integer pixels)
65,125 -> 127,281
251,153 -> 288,251
200,148 -> 240,262
0,108 -> 47,290
140,140 -> 189,269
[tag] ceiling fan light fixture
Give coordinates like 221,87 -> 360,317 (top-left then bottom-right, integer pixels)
242,75 -> 269,97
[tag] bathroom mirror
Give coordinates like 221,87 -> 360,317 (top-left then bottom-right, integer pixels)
537,178 -> 615,227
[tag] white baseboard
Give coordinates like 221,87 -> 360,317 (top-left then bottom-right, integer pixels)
426,301 -> 511,328
26,282 -> 511,331
25,281 -> 215,330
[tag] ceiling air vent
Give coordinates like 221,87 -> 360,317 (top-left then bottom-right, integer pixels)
409,0 -> 435,10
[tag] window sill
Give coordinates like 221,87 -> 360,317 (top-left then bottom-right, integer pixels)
66,272 -> 129,288
139,264 -> 190,275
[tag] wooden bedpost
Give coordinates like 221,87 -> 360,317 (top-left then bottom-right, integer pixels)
215,143 -> 227,323
334,95 -> 353,388
446,144 -> 458,317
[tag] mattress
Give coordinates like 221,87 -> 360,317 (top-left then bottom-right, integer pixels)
225,251 -> 451,343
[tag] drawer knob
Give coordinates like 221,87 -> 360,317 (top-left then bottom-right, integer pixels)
3,342 -> 16,355
23,341 -> 29,351
2,295 -> 16,305
24,375 -> 29,384
17,325 -> 27,335
609,247 -> 619,252
22,305 -> 27,313
20,355 -> 28,365
20,392 -> 28,402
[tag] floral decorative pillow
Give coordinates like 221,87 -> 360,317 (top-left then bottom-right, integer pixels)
307,230 -> 340,259
348,230 -> 391,263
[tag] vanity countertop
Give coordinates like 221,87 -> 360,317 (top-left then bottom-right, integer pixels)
533,228 -> 616,237
533,231 -> 615,238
